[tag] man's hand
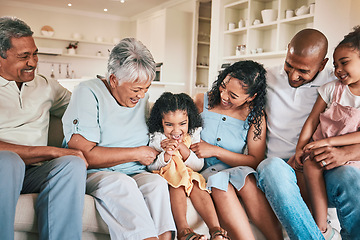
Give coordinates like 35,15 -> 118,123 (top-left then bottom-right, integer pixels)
310,145 -> 350,170
52,147 -> 88,168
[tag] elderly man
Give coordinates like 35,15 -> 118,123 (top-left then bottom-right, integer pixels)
257,28 -> 360,240
0,16 -> 87,240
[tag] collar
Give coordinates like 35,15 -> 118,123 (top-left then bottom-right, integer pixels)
0,75 -> 11,87
0,75 -> 36,88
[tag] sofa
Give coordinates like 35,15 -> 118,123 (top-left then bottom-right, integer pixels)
13,115 -> 216,240
13,116 -> 340,239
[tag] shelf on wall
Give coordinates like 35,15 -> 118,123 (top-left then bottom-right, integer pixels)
223,50 -> 287,60
198,41 -> 210,45
199,16 -> 211,22
34,35 -> 115,46
151,81 -> 185,86
197,65 -> 209,69
280,14 -> 314,24
60,53 -> 108,60
224,0 -> 248,9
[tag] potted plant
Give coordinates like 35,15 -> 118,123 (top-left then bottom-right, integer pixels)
66,41 -> 78,55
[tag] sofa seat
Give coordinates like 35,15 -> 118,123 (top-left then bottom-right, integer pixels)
15,194 -> 110,240
14,193 -> 212,240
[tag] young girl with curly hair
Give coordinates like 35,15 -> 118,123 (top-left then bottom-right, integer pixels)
191,60 -> 283,240
147,92 -> 230,240
292,26 -> 360,239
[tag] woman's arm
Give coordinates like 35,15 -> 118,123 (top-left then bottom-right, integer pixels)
68,134 -> 158,169
245,115 -> 267,169
190,116 -> 266,169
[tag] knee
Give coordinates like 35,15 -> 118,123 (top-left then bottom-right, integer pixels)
257,157 -> 296,191
303,160 -> 322,176
325,166 -> 360,199
257,157 -> 291,181
53,155 -> 87,180
142,174 -> 168,193
0,151 -> 25,175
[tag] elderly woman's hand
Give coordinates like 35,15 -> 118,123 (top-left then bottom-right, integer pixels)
137,146 -> 159,166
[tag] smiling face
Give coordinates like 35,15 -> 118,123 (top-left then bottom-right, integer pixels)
0,36 -> 38,84
218,75 -> 253,110
110,74 -> 151,107
333,46 -> 360,88
284,49 -> 327,88
162,110 -> 189,142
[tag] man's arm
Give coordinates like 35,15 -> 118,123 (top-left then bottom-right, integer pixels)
311,143 -> 360,170
0,140 -> 86,166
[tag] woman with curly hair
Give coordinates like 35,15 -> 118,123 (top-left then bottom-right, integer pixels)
147,92 -> 230,240
191,60 -> 283,240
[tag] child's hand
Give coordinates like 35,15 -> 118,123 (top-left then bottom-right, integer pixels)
161,138 -> 179,156
291,149 -> 305,171
303,139 -> 330,152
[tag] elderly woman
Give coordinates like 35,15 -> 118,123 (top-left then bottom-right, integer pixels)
62,38 -> 175,240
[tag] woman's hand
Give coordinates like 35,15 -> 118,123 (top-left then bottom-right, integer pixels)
136,146 -> 159,166
190,140 -> 217,159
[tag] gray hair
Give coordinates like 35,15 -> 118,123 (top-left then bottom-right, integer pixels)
0,16 -> 33,59
107,38 -> 156,85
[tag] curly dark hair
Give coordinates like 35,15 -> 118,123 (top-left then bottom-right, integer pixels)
337,25 -> 360,53
147,92 -> 203,135
208,60 -> 267,140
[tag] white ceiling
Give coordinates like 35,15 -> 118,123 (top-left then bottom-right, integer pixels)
5,0 -> 176,18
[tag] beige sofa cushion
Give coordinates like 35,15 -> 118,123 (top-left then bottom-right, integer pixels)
15,194 -> 109,234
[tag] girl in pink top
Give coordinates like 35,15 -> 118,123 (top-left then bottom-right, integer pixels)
292,26 -> 360,240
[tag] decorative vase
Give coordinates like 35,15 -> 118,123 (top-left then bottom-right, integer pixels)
67,48 -> 76,55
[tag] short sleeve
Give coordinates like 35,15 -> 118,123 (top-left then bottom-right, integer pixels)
318,80 -> 337,106
48,77 -> 71,118
62,84 -> 101,143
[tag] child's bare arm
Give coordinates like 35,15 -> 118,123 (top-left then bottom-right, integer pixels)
177,142 -> 190,161
294,96 -> 327,166
304,131 -> 360,151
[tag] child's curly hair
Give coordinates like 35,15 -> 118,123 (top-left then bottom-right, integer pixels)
337,25 -> 360,52
208,60 -> 267,140
147,92 -> 203,135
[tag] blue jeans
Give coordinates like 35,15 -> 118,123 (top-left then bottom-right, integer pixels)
257,157 -> 324,240
324,165 -> 360,240
0,151 -> 87,240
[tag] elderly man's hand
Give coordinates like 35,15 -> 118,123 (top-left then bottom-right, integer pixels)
137,146 -> 159,166
310,145 -> 350,170
51,148 -> 87,167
